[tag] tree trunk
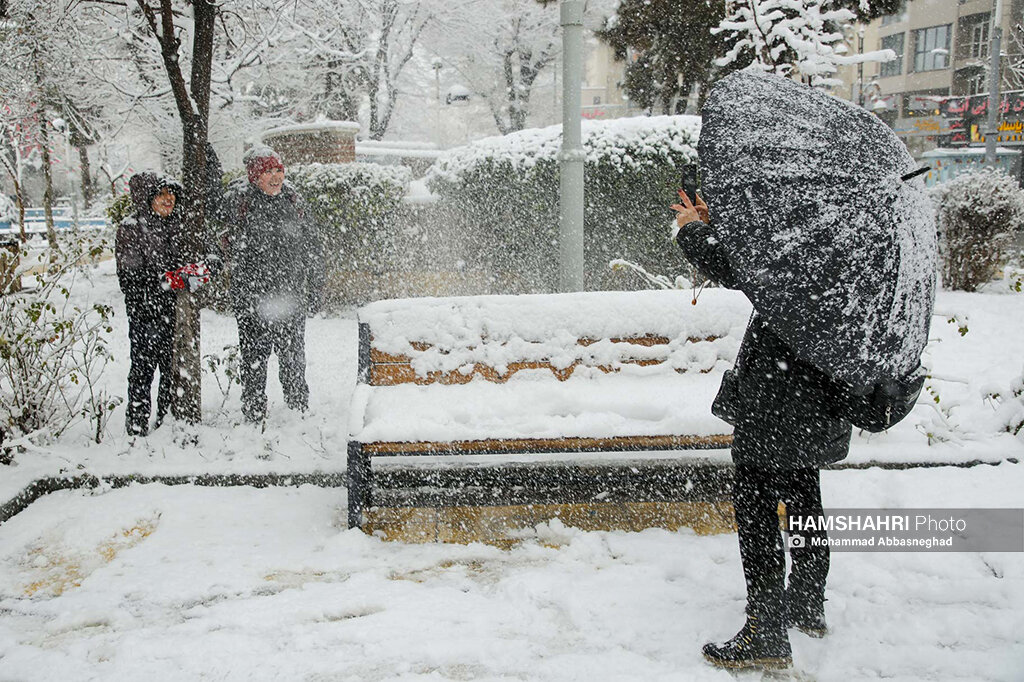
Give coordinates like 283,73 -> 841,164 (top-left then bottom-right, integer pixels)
169,0 -> 217,424
10,176 -> 26,243
78,145 -> 93,210
37,112 -> 58,253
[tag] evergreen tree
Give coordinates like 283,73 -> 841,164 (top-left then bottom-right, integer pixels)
596,0 -> 730,115
715,0 -> 895,88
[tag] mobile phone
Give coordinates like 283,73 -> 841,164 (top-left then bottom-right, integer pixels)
680,164 -> 699,204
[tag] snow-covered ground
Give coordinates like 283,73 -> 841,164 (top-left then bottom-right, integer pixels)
0,465 -> 1021,680
1,257 -> 1023,680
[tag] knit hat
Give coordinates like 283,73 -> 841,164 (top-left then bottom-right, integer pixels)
245,147 -> 285,184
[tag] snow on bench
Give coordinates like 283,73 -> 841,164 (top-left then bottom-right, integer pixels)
346,289 -> 752,528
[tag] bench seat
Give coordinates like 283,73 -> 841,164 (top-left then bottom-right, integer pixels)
350,371 -> 732,450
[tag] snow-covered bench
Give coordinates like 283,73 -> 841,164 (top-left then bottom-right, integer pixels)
346,289 -> 752,529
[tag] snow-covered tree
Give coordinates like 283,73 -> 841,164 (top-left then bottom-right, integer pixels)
429,0 -> 614,135
596,0 -> 730,115
258,0 -> 449,140
714,0 -> 894,88
0,0 -> 87,249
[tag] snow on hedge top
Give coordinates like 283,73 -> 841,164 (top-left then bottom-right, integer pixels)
429,115 -> 701,182
288,162 -> 411,193
359,289 -> 750,377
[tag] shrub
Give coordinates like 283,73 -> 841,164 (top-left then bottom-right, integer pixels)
106,192 -> 134,227
0,237 -> 120,458
285,162 -> 410,305
287,162 -> 410,269
427,115 -> 701,292
932,167 -> 1024,291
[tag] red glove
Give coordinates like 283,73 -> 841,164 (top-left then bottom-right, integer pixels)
162,269 -> 186,291
163,263 -> 212,292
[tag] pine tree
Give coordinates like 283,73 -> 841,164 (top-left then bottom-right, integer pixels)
596,0 -> 730,114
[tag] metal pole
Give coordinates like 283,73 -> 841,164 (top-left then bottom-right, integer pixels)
857,29 -> 865,107
65,131 -> 79,228
559,0 -> 584,292
985,0 -> 1004,166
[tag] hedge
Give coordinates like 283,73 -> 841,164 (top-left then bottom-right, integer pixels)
426,115 -> 702,292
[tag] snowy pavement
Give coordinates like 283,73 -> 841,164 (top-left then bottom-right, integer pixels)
1,260 -> 1024,680
0,463 -> 1022,681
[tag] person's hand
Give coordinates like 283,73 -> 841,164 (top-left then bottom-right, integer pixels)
671,190 -> 709,229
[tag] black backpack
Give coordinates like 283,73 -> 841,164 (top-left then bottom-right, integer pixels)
844,365 -> 926,433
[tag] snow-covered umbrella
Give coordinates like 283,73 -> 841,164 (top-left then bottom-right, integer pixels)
697,69 -> 937,387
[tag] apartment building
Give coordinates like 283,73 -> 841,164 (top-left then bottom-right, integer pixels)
839,0 -> 1024,158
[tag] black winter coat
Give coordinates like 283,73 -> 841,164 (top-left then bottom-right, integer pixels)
223,183 -> 326,318
115,173 -> 183,317
676,219 -> 852,470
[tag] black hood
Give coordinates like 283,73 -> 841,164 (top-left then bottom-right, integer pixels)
129,172 -> 183,216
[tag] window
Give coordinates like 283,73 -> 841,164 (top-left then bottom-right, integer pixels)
881,7 -> 908,26
964,72 -> 986,95
880,33 -> 905,78
913,25 -> 951,72
959,13 -> 990,59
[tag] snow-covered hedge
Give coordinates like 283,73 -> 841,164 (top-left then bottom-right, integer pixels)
286,162 -> 411,306
427,116 -> 701,292
287,162 -> 411,269
932,167 -> 1024,291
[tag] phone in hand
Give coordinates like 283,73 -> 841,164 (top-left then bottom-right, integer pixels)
680,164 -> 700,204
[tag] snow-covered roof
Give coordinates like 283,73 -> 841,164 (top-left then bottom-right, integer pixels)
921,147 -> 1022,158
261,121 -> 361,140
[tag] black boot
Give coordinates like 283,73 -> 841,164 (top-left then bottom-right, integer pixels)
785,592 -> 828,638
702,615 -> 792,670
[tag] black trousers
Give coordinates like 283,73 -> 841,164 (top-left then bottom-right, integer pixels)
733,464 -> 830,623
126,303 -> 175,435
236,311 -> 309,421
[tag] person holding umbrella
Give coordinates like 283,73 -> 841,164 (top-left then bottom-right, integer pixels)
671,69 -> 936,671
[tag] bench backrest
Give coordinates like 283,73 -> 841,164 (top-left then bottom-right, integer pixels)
357,290 -> 752,388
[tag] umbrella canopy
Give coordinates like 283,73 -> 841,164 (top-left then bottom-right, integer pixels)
698,69 -> 936,387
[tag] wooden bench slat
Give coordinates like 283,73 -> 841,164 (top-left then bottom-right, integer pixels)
369,334 -> 723,365
369,358 -> 686,386
361,433 -> 733,456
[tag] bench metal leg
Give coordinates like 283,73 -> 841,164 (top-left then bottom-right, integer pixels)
347,441 -> 370,529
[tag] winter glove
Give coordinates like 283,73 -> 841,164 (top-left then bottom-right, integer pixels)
162,263 -> 212,293
162,269 -> 186,291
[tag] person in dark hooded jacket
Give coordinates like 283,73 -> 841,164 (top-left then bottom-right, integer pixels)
116,172 -> 184,435
221,147 -> 325,423
672,191 -> 850,671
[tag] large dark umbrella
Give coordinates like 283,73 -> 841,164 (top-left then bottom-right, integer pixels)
698,69 -> 937,387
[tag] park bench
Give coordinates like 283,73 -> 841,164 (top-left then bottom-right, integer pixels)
0,207 -> 108,237
346,289 -> 753,538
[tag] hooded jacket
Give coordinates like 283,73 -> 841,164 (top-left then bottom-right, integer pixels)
115,172 -> 184,313
223,181 -> 325,317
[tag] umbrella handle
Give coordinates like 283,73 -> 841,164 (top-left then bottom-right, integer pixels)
900,167 -> 930,182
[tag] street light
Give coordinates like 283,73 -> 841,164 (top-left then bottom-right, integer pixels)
50,117 -> 79,228
431,58 -> 443,148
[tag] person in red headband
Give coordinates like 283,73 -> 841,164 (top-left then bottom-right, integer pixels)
219,146 -> 326,424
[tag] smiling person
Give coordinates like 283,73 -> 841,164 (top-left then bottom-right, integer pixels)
221,147 -> 326,424
115,172 -> 185,436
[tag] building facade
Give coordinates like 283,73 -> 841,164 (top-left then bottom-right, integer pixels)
837,0 -> 1024,161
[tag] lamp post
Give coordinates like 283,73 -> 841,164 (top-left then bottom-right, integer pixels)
432,58 -> 443,148
559,0 -> 584,292
51,117 -> 78,228
857,27 -> 866,107
985,0 -> 1004,166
